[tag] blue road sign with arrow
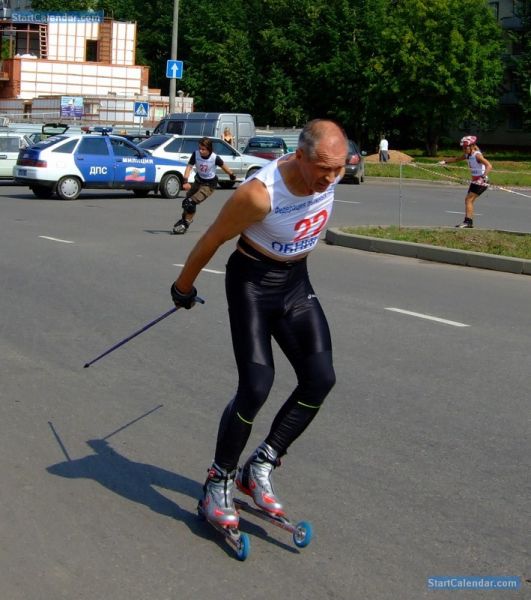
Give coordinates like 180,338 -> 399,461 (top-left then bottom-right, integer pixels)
166,59 -> 184,79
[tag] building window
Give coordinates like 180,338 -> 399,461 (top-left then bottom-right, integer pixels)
86,39 -> 98,62
488,2 -> 499,19
507,107 -> 523,130
15,30 -> 40,56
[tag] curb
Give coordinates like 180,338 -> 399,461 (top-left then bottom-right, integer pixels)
325,228 -> 531,276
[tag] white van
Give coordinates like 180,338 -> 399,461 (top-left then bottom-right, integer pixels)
153,112 -> 255,152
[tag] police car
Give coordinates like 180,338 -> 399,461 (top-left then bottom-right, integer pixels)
14,128 -> 188,200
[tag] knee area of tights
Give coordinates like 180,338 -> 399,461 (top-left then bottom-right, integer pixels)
241,363 -> 274,396
233,380 -> 272,419
303,366 -> 336,396
304,354 -> 335,392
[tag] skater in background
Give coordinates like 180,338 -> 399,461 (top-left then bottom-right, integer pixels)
170,119 -> 348,527
172,136 -> 236,234
439,135 -> 492,229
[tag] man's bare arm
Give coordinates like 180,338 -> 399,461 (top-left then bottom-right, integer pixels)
175,180 -> 270,292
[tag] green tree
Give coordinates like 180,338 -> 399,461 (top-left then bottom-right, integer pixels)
239,0 -> 365,134
363,0 -> 505,154
29,0 -> 510,151
31,0 -> 132,14
242,0 -> 322,126
130,0 -> 174,87
178,0 -> 256,113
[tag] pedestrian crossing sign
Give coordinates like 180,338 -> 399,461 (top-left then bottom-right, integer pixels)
133,102 -> 149,118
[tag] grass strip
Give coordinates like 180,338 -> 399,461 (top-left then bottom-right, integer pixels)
340,226 -> 531,260
365,162 -> 531,187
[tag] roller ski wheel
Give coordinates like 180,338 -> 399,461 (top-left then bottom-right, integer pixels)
197,500 -> 250,561
234,498 -> 313,549
293,520 -> 313,548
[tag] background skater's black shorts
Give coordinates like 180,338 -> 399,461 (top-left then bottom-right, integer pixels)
468,180 -> 488,196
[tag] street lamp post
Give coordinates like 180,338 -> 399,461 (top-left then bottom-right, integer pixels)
168,0 -> 179,114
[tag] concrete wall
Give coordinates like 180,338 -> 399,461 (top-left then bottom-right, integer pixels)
16,59 -> 147,99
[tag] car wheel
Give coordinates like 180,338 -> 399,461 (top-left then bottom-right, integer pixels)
245,167 -> 261,179
56,176 -> 82,200
353,176 -> 361,185
30,184 -> 54,199
218,180 -> 235,189
159,173 -> 182,199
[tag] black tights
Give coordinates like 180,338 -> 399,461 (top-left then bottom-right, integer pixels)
214,249 -> 336,471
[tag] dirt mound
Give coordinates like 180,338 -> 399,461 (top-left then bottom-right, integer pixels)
365,150 -> 414,164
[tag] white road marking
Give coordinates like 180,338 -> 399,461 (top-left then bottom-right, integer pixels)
39,236 -> 74,244
446,210 -> 482,216
172,263 -> 224,275
385,307 -> 469,327
335,199 -> 361,204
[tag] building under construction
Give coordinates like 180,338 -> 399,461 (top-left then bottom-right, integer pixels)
0,4 -> 192,127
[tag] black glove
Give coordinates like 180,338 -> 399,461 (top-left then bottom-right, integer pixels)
229,173 -> 236,182
170,283 -> 197,309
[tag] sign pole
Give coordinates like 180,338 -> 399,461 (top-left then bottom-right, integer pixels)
168,0 -> 180,114
133,103 -> 150,132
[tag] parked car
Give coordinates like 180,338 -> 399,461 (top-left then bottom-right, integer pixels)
13,129 -> 188,200
122,133 -> 152,145
341,140 -> 365,184
243,136 -> 288,160
0,131 -> 32,179
138,134 -> 269,189
28,122 -> 70,144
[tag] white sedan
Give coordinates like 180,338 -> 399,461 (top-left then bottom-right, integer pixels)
138,134 -> 270,188
0,132 -> 32,179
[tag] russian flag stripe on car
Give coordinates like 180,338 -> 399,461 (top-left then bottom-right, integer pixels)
125,166 -> 146,181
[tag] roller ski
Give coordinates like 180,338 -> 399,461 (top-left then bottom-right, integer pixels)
172,219 -> 189,235
233,498 -> 313,549
197,448 -> 313,560
235,443 -> 313,549
197,463 -> 250,561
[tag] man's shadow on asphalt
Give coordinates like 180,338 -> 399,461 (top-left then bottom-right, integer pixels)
47,438 -> 295,555
47,438 -> 202,522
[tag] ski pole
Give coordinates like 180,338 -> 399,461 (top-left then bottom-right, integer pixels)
83,297 -> 205,368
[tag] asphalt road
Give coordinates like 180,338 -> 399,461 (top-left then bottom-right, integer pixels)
1,181 -> 530,599
331,177 -> 531,232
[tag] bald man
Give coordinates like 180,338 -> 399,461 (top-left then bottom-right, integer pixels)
170,119 -> 349,527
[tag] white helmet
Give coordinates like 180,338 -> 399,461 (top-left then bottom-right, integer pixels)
460,135 -> 477,147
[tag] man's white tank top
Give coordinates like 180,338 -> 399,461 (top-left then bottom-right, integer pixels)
243,155 -> 338,259
467,150 -> 485,179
